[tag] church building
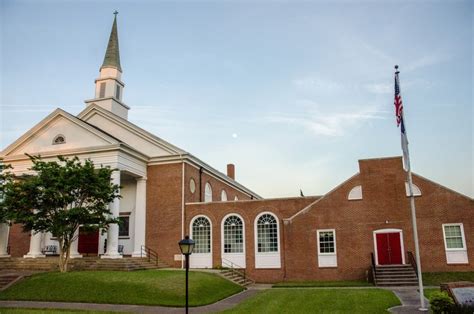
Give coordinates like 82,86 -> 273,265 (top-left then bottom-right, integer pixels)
1,16 -> 472,283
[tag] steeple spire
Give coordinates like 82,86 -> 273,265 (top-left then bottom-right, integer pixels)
101,12 -> 122,72
85,11 -> 129,120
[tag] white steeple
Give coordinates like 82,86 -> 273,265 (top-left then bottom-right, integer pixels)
85,12 -> 129,120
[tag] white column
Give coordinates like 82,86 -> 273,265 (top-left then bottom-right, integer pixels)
102,170 -> 122,259
69,228 -> 82,259
132,177 -> 147,257
0,223 -> 10,257
24,230 -> 45,258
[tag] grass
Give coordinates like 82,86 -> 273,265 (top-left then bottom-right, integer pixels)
0,270 -> 243,307
422,272 -> 474,286
424,288 -> 439,299
221,288 -> 400,313
273,280 -> 371,288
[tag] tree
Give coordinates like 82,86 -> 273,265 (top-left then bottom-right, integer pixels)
2,155 -> 120,272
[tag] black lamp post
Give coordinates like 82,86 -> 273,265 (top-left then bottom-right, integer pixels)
178,235 -> 195,314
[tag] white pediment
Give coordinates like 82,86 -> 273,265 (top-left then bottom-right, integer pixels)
2,109 -> 119,157
79,105 -> 186,158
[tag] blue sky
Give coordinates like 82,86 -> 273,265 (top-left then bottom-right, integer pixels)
1,0 -> 472,198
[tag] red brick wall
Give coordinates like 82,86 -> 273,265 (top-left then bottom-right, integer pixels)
185,196 -> 320,282
8,224 -> 30,257
184,157 -> 473,283
184,163 -> 252,204
146,163 -> 184,267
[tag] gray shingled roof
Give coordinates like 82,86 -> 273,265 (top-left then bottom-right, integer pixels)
101,15 -> 122,72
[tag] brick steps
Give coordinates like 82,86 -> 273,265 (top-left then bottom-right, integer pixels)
0,275 -> 21,290
0,257 -> 168,271
220,269 -> 253,287
374,264 -> 418,286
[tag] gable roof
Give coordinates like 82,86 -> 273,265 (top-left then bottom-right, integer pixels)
1,108 -> 121,158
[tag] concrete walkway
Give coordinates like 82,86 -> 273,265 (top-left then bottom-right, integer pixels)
0,288 -> 261,314
388,287 -> 431,313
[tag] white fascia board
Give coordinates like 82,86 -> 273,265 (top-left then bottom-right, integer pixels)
78,104 -> 186,156
1,108 -> 120,158
184,155 -> 262,200
285,173 -> 360,222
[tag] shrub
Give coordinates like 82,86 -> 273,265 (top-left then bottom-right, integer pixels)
429,291 -> 454,314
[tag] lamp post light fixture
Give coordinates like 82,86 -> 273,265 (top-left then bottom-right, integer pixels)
178,235 -> 195,314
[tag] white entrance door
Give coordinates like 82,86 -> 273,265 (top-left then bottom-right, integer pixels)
190,216 -> 212,268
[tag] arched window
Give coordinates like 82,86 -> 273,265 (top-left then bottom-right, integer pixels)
234,196 -> 239,201
348,185 -> 362,200
204,182 -> 212,202
221,190 -> 228,201
223,215 -> 243,253
52,134 -> 66,145
256,213 -> 278,253
191,216 -> 211,254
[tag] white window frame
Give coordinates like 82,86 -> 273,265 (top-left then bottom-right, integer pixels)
221,190 -> 228,202
221,213 -> 245,254
254,212 -> 281,269
317,229 -> 337,267
189,215 -> 213,268
204,182 -> 212,202
442,223 -> 466,251
317,229 -> 337,255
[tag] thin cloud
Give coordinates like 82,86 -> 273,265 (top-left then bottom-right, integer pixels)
364,82 -> 392,94
292,76 -> 342,93
265,105 -> 389,137
404,54 -> 450,72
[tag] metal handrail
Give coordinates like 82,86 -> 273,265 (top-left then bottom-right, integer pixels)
407,251 -> 418,277
221,258 -> 247,282
370,252 -> 377,284
140,245 -> 160,266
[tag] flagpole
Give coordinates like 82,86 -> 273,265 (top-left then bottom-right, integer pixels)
395,65 -> 427,311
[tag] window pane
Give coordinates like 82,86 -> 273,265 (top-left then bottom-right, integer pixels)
119,216 -> 129,237
223,216 -> 243,253
192,217 -> 211,253
319,231 -> 335,253
257,214 -> 278,253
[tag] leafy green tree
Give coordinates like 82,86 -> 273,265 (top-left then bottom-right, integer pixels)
2,155 -> 120,272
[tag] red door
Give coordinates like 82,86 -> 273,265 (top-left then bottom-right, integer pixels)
376,232 -> 402,265
78,229 -> 99,256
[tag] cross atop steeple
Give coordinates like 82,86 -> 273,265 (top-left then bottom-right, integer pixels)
101,12 -> 122,72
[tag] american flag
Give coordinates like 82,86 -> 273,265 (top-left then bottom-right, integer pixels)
394,67 -> 403,126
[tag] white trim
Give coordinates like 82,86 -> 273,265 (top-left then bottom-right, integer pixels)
221,190 -> 228,202
442,223 -> 468,264
373,229 -> 405,265
317,229 -> 337,255
405,182 -> 421,197
442,223 -> 467,251
286,173 -> 360,222
254,211 -> 281,269
316,229 -> 337,267
204,182 -> 213,202
189,215 -> 213,268
348,185 -> 362,200
1,108 -> 120,157
221,213 -> 246,268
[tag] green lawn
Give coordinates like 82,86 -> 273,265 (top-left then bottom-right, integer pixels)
422,272 -> 474,286
0,270 -> 243,307
221,288 -> 400,313
273,280 -> 371,288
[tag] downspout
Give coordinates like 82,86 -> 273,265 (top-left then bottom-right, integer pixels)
282,220 -> 288,281
199,167 -> 203,202
181,156 -> 185,269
